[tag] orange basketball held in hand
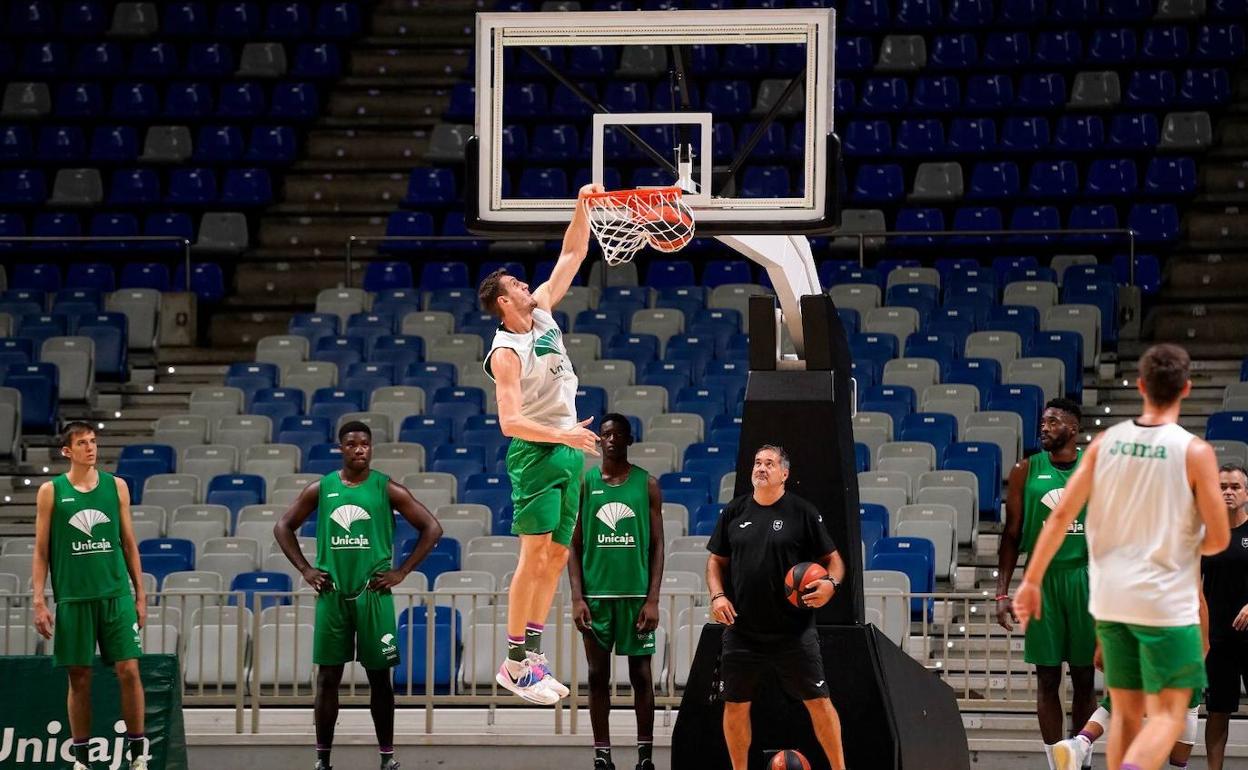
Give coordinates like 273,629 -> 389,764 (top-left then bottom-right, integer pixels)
784,562 -> 828,608
639,202 -> 694,252
769,749 -> 812,770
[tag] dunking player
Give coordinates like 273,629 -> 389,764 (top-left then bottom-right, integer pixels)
996,398 -> 1096,770
1197,464 -> 1248,770
31,421 -> 149,770
274,421 -> 443,770
479,182 -> 604,704
568,413 -> 664,770
1016,344 -> 1231,770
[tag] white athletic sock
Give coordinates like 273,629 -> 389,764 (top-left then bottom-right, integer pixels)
1045,743 -> 1057,770
1088,706 -> 1111,732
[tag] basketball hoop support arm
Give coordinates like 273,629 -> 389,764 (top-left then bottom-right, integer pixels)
715,234 -> 822,361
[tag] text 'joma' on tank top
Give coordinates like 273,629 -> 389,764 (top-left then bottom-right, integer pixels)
1088,419 -> 1203,626
483,307 -> 579,431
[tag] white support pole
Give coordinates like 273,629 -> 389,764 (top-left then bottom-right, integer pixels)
715,234 -> 822,361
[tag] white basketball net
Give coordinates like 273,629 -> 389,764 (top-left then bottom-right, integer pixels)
584,186 -> 696,266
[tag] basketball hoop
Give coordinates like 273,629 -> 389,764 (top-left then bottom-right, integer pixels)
584,186 -> 696,266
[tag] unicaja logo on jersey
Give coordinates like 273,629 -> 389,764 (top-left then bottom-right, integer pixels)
329,504 -> 372,549
533,328 -> 562,357
68,509 -> 114,555
595,502 -> 637,547
1041,488 -> 1085,535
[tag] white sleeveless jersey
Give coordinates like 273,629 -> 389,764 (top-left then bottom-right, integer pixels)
1087,419 -> 1204,626
483,307 -> 579,430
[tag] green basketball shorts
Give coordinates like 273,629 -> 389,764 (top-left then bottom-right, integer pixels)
505,438 -> 583,546
584,597 -> 657,657
1099,687 -> 1202,712
54,596 -> 142,668
1023,564 -> 1096,667
313,588 -> 399,670
1096,621 -> 1206,694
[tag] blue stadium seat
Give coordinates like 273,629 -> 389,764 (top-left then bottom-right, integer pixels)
1142,26 -> 1191,63
251,388 -> 304,426
107,82 -> 158,119
397,415 -> 450,449
1086,159 -> 1138,197
930,33 -> 978,70
76,313 -> 127,379
837,36 -> 875,73
1088,28 -> 1137,65
309,387 -> 366,426
139,539 -> 196,585
1179,66 -> 1230,106
1145,157 -> 1197,197
230,572 -> 292,610
393,614 -> 458,693
271,82 -> 320,120
844,120 -> 892,158
844,0 -> 892,30
660,472 -> 713,514
276,416 -> 331,459
1197,23 -> 1246,62
968,162 -> 1020,201
267,2 -> 313,38
895,119 -> 945,156
214,2 -> 263,38
36,126 -> 85,162
984,31 -> 1031,67
901,412 -> 958,460
313,336 -> 365,373
1027,160 -> 1079,199
207,474 -> 266,519
225,362 -> 279,405
1017,72 -> 1067,110
945,358 -> 1000,398
1035,30 -> 1082,66
852,164 -> 905,204
870,540 -> 934,619
911,75 -> 961,113
988,384 -> 1043,454
117,445 -> 176,501
1128,203 -> 1180,243
1054,115 -> 1104,152
303,443 -> 345,475
0,169 -> 46,205
316,2 -> 362,38
1126,70 -> 1177,108
61,1 -> 109,36
945,442 -> 1002,516
860,77 -> 909,113
1113,253 -> 1161,296
1028,331 -> 1083,398
1066,204 -> 1119,243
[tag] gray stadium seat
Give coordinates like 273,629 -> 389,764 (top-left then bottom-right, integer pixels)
130,505 -> 167,535
436,504 -> 492,536
579,359 -> 635,391
140,125 -> 193,163
315,288 -> 368,328
1002,281 -> 1059,312
666,551 -> 708,576
831,209 -> 886,252
402,473 -> 457,509
1159,111 -> 1212,151
965,426 -> 1019,479
1043,304 -> 1101,368
143,474 -> 201,510
237,42 -> 287,78
142,624 -> 180,655
183,623 -> 245,686
0,555 -> 34,584
110,2 -> 158,36
462,552 -> 518,587
1155,0 -> 1204,18
863,307 -> 920,339
370,388 -> 425,434
434,570 -> 497,618
425,123 -> 472,163
48,167 -> 103,205
235,505 -> 283,544
859,487 -> 908,521
41,337 -> 94,400
105,289 -> 160,350
190,387 -> 245,421
197,553 -> 259,591
336,412 -> 391,444
0,537 -> 34,556
171,503 -> 231,535
255,335 -> 308,369
180,446 -> 239,490
617,45 -> 668,77
154,414 -> 210,456
255,623 -> 315,687
0,386 -> 20,458
923,382 -> 981,411
708,284 -> 771,320
828,284 -> 880,316
910,162 -> 963,202
876,34 -> 927,72
194,212 -> 249,254
371,442 -> 425,480
671,622 -> 706,687
1006,357 -> 1065,403
401,311 -> 456,339
915,481 -> 978,545
629,309 -> 684,350
440,518 -> 487,544
563,333 -> 599,371
629,441 -> 678,477
2,83 -> 51,119
241,444 -> 299,492
886,267 -> 940,292
964,331 -> 1022,368
214,415 -> 273,455
203,537 -> 261,566
650,411 -> 705,440
853,412 -> 893,463
1049,254 -> 1098,287
1211,440 -> 1248,468
882,358 -> 940,391
752,78 -> 805,118
466,536 -> 521,557
1069,71 -> 1121,109
428,335 -> 485,368
896,519 -> 955,580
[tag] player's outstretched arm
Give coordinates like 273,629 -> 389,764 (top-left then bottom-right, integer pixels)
533,183 -> 603,312
1190,438 -> 1232,556
372,481 -> 443,590
996,459 -> 1030,630
1015,435 -> 1103,629
31,481 -> 54,639
492,348 -> 600,454
273,482 -> 330,592
115,477 -> 147,628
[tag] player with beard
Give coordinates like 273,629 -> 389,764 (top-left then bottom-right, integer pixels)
996,398 -> 1096,770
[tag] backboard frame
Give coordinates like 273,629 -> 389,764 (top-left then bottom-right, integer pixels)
466,8 -> 841,239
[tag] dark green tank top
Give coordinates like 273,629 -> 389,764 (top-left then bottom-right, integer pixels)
1021,450 -> 1088,569
580,465 -> 651,598
50,471 -> 130,602
315,470 -> 394,595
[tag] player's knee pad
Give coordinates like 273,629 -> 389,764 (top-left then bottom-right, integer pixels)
1179,707 -> 1199,745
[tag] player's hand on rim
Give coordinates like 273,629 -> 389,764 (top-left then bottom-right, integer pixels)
578,183 -> 605,198
562,418 -> 601,456
368,569 -> 407,592
302,567 -> 333,594
1013,580 -> 1042,631
33,603 -> 53,640
711,595 -> 736,625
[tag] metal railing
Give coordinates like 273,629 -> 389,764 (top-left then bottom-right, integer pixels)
342,226 -> 1139,290
1,588 -> 1042,733
0,237 -> 194,286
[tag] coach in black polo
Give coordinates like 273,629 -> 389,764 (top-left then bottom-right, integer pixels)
706,443 -> 849,770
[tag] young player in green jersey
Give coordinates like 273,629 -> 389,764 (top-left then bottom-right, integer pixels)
568,413 -> 664,770
997,398 -> 1097,770
274,421 -> 443,770
32,422 -> 149,770
479,182 -> 603,704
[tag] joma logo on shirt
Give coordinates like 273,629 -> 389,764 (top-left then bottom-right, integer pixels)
1108,440 -> 1168,459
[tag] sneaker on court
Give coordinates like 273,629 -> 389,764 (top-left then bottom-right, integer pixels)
496,658 -> 560,705
73,764 -> 90,770
1052,737 -> 1090,770
593,759 -> 615,770
380,758 -> 400,770
526,651 -> 570,699
130,760 -> 149,770
634,760 -> 655,770
314,761 -> 332,770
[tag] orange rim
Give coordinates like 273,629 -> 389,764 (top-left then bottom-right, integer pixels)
582,185 -> 684,205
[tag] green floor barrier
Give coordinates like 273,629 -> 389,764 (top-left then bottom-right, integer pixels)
0,654 -> 187,769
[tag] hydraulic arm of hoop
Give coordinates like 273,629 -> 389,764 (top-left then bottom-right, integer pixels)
715,234 -> 822,360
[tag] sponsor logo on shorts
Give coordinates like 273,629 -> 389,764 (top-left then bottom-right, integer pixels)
772,520 -> 783,531
133,622 -> 142,648
67,509 -> 115,556
380,632 -> 397,658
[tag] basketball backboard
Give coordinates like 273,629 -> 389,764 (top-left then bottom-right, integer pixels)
466,8 -> 841,238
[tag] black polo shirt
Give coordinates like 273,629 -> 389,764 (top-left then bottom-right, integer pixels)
1203,518 -> 1248,644
707,490 -> 838,638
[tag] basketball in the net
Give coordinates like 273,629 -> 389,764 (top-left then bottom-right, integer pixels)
640,203 -> 694,252
769,750 -> 811,770
784,561 -> 828,608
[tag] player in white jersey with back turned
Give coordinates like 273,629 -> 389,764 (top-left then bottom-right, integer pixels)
478,182 -> 604,704
1016,343 -> 1231,770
